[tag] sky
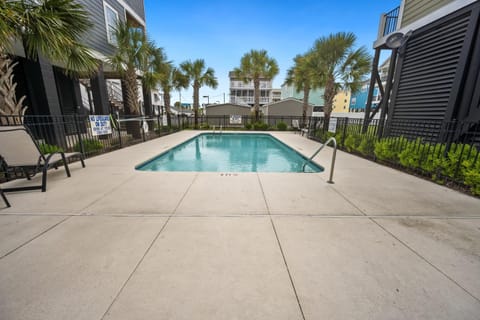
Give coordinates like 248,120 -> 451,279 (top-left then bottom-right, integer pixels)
144,0 -> 400,104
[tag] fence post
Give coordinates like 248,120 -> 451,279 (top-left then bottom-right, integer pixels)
73,114 -> 85,156
342,117 -> 348,147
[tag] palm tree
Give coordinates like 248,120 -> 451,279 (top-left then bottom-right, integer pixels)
285,53 -> 316,126
234,49 -> 279,122
0,0 -> 97,119
180,59 -> 218,127
159,62 -> 189,127
310,32 -> 371,129
109,21 -> 148,117
140,43 -> 166,118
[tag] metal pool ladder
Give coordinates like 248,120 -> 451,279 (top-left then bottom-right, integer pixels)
212,125 -> 223,134
302,137 -> 337,184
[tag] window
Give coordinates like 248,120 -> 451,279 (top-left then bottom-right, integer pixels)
104,3 -> 119,45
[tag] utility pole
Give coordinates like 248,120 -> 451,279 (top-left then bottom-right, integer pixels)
223,92 -> 225,104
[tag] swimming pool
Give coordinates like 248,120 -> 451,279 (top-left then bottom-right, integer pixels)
136,133 -> 324,173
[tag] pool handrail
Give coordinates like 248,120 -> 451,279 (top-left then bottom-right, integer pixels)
212,125 -> 223,134
303,137 -> 337,184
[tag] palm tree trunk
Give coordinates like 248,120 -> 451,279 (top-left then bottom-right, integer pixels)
123,67 -> 141,138
323,76 -> 335,131
302,85 -> 310,127
193,83 -> 199,128
164,91 -> 172,127
123,69 -> 140,115
254,78 -> 260,122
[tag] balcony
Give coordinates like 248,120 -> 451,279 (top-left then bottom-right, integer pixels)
378,6 -> 400,38
230,96 -> 271,105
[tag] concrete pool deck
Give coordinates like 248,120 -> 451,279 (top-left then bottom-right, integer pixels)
0,131 -> 479,319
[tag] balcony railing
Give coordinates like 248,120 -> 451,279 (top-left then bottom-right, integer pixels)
230,96 -> 270,105
379,6 -> 400,37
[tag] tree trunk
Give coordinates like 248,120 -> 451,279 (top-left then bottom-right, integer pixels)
323,76 -> 335,131
142,84 -> 152,116
254,78 -> 260,122
122,69 -> 140,115
122,67 -> 141,139
164,91 -> 172,128
193,83 -> 199,128
142,84 -> 154,131
302,85 -> 310,127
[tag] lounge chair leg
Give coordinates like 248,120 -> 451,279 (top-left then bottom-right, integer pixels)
61,153 -> 71,177
80,155 -> 85,168
41,166 -> 48,192
0,189 -> 10,208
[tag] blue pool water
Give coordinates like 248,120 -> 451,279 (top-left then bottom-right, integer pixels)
136,133 -> 324,173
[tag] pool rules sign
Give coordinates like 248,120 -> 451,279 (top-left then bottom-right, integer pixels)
89,115 -> 112,136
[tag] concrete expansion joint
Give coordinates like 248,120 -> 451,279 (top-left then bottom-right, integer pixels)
371,218 -> 480,305
320,180 -> 480,304
256,173 -> 306,320
101,174 -> 201,319
79,174 -> 138,215
0,215 -> 71,260
100,211 -> 173,320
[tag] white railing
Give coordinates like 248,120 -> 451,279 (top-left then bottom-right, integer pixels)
106,80 -> 123,102
230,96 -> 271,104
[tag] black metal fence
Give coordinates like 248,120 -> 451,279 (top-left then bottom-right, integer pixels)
178,115 -> 306,129
0,114 -> 187,156
308,117 -> 480,196
2,113 -> 479,196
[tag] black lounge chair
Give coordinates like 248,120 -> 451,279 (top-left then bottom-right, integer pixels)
0,125 -> 85,193
0,188 -> 9,207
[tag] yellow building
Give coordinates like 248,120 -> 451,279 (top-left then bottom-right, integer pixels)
332,90 -> 351,113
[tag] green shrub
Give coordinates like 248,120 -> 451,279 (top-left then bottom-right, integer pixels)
374,137 -> 407,162
253,121 -> 268,131
277,121 -> 287,131
244,123 -> 252,130
344,133 -> 362,152
335,131 -> 345,146
464,159 -> 480,196
38,143 -> 64,155
443,144 -> 477,180
74,139 -> 103,153
398,138 -> 426,169
357,136 -> 376,156
200,123 -> 210,130
315,130 -> 335,143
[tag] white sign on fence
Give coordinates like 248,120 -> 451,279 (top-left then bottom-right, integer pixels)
230,115 -> 242,124
328,118 -> 338,133
162,115 -> 168,126
89,115 -> 112,136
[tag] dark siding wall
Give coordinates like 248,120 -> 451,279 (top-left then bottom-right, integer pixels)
390,12 -> 470,121
75,0 -> 126,57
387,1 -> 480,141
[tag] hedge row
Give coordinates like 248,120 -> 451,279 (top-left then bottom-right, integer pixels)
315,131 -> 480,196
